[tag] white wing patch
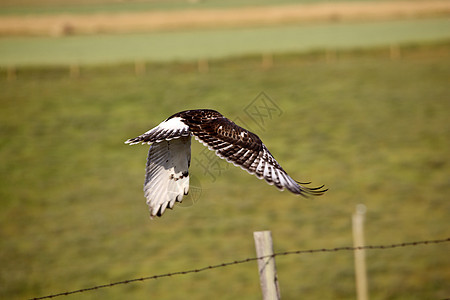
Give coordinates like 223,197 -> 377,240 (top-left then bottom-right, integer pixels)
125,117 -> 190,145
144,136 -> 191,217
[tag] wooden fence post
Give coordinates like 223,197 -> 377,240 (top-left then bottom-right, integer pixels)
69,64 -> 80,78
390,44 -> 401,60
262,53 -> 273,70
253,230 -> 281,300
326,49 -> 337,63
352,204 -> 369,300
198,59 -> 209,73
7,66 -> 16,81
135,60 -> 146,76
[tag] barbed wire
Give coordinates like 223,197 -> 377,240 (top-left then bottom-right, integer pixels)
30,237 -> 450,300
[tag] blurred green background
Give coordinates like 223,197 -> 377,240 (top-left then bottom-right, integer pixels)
1,18 -> 449,66
0,0 -> 412,15
1,1 -> 449,299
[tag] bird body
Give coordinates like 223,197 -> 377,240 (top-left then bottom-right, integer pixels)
125,109 -> 326,217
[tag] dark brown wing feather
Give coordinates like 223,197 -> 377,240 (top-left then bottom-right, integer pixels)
176,109 -> 326,196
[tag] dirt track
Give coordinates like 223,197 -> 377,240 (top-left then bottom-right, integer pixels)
1,0 -> 449,36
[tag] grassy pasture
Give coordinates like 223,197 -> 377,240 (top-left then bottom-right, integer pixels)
0,0 -> 388,16
1,18 -> 449,67
0,44 -> 449,299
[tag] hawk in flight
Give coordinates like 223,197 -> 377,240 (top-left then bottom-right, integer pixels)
125,109 -> 327,217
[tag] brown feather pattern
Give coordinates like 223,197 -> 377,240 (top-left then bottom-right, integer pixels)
169,109 -> 327,196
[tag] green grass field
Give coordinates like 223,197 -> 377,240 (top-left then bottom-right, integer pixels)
0,0 -> 389,16
0,44 -> 449,299
1,18 -> 449,67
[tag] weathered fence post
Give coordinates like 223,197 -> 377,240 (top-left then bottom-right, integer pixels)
390,44 -> 401,60
326,49 -> 337,63
7,66 -> 16,81
352,204 -> 369,300
69,64 -> 80,78
134,60 -> 146,76
253,230 -> 281,300
262,53 -> 273,70
198,59 -> 209,73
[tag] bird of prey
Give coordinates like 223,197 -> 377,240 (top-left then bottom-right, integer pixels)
125,109 -> 326,217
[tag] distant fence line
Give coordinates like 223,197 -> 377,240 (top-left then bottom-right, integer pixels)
29,237 -> 450,300
3,44 -> 407,81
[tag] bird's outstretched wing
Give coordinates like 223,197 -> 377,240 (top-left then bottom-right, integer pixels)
125,117 -> 191,217
175,110 -> 327,197
144,137 -> 191,217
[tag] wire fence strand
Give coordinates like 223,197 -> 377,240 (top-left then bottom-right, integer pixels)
30,237 -> 450,300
